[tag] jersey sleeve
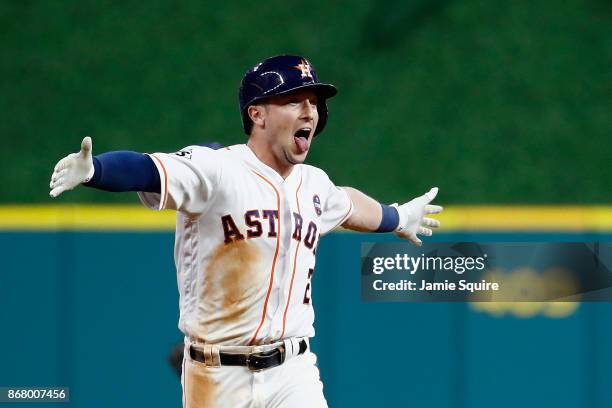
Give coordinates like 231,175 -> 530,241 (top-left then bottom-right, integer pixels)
319,173 -> 354,235
137,146 -> 222,215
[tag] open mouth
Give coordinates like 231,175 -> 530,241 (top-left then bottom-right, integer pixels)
294,128 -> 311,139
293,127 -> 312,154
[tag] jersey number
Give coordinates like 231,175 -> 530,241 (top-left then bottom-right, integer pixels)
303,268 -> 314,305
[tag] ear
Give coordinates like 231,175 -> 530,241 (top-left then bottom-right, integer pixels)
248,105 -> 266,129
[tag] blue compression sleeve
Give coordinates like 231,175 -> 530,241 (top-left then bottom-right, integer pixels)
84,151 -> 161,193
375,204 -> 400,232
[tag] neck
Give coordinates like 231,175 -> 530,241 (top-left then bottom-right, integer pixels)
247,138 -> 293,179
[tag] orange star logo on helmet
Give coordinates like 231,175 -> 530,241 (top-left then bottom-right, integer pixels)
294,59 -> 313,79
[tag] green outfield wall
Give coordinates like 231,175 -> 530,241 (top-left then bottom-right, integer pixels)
2,0 -> 610,204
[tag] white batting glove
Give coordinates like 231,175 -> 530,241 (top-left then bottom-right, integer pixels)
49,136 -> 95,198
392,187 -> 443,246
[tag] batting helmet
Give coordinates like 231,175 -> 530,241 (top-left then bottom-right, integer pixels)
239,55 -> 338,136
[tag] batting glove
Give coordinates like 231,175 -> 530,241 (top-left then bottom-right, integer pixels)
49,136 -> 95,198
392,187 -> 443,246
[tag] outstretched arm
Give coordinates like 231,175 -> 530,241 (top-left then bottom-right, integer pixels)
49,136 -> 160,197
341,187 -> 443,246
341,187 -> 387,232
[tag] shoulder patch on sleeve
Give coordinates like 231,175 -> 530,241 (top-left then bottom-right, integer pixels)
312,194 -> 322,216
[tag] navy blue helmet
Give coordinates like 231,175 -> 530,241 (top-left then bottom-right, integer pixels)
239,55 -> 338,136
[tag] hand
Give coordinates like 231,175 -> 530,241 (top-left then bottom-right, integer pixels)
49,136 -> 95,198
393,187 -> 443,246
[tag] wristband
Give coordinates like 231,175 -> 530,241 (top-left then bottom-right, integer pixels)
375,204 -> 400,232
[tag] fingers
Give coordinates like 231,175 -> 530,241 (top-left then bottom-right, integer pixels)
80,136 -> 92,155
396,230 -> 423,246
53,152 -> 79,172
395,188 -> 442,247
425,204 -> 443,214
424,187 -> 438,202
418,227 -> 432,236
51,169 -> 67,184
422,217 -> 440,228
50,158 -> 72,191
401,227 -> 432,247
50,162 -> 70,188
50,176 -> 65,189
49,185 -> 67,198
410,235 -> 423,246
49,170 -> 66,189
49,138 -> 90,198
54,157 -> 68,172
50,171 -> 59,188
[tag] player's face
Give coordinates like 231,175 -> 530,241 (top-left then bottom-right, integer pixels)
261,89 -> 319,168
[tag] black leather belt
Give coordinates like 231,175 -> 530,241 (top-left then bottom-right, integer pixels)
189,339 -> 308,372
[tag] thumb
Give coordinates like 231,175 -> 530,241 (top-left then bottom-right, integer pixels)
424,187 -> 438,202
80,136 -> 92,156
410,234 -> 423,247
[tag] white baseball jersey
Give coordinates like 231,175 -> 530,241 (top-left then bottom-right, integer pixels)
138,144 -> 353,346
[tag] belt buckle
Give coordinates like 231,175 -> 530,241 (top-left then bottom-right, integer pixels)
245,354 -> 261,372
246,347 -> 285,372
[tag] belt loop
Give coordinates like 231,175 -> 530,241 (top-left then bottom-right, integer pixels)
211,345 -> 221,367
203,345 -> 221,367
290,338 -> 302,357
203,345 -> 212,365
282,337 -> 304,363
282,339 -> 294,363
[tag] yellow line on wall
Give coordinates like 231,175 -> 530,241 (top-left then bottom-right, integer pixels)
440,206 -> 612,231
0,205 -> 611,231
0,205 -> 176,231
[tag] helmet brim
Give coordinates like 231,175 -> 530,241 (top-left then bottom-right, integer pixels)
248,82 -> 338,107
276,82 -> 337,99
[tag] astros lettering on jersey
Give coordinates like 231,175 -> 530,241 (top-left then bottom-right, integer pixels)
138,144 -> 353,346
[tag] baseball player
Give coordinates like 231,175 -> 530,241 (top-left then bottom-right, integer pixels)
48,55 -> 442,407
